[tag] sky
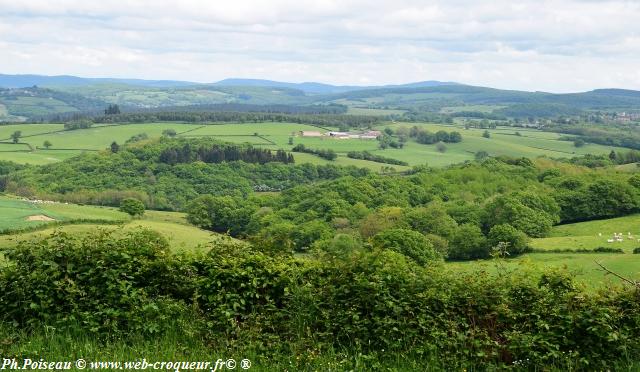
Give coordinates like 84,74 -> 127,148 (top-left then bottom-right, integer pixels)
0,0 -> 639,92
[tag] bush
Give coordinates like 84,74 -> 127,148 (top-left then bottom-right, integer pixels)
633,247 -> 640,254
0,230 -> 191,335
119,198 -> 145,217
488,224 -> 529,255
371,228 -> 442,265
1,231 -> 639,368
448,224 -> 488,260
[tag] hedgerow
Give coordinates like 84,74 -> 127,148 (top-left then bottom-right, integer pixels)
1,230 -> 638,368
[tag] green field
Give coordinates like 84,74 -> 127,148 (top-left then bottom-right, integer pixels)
447,252 -> 640,290
0,198 -> 217,255
0,195 -> 128,231
531,214 -> 640,252
449,215 -> 640,289
0,122 -> 631,170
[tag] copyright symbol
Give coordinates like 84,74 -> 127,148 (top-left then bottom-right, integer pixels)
76,359 -> 86,369
226,359 -> 236,369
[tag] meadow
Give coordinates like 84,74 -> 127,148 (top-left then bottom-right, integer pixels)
0,121 -> 630,169
0,197 -> 218,258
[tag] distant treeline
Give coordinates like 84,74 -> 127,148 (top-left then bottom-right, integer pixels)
347,151 -> 408,166
81,111 -> 381,129
291,144 -> 337,160
128,103 -> 348,115
554,125 -> 640,150
410,128 -> 462,144
159,143 -> 294,165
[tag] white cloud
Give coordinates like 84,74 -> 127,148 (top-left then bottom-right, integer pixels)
0,0 -> 639,92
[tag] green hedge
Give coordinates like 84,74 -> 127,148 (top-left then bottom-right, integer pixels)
1,230 -> 639,368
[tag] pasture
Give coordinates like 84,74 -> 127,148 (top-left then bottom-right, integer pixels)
531,213 -> 640,252
0,201 -> 217,255
447,252 -> 640,290
0,195 -> 128,231
451,214 -> 640,289
0,121 -> 631,170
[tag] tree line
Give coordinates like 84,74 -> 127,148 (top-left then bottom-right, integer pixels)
291,144 -> 337,160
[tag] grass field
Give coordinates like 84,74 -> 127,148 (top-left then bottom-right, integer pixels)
450,214 -> 640,289
0,200 -> 217,255
0,122 -> 631,169
0,195 -> 129,231
531,214 -> 640,252
447,253 -> 640,290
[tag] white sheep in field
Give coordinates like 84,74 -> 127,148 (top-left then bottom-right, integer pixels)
607,239 -> 615,243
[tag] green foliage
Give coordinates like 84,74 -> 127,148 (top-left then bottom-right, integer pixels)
10,131 -> 21,144
1,231 -> 639,368
347,151 -> 408,166
0,230 -> 188,335
488,224 -> 529,255
119,198 -> 145,217
186,195 -> 257,236
42,140 -> 52,149
291,144 -> 337,160
483,192 -> 559,237
371,228 -> 442,265
161,129 -> 177,137
448,223 -> 488,260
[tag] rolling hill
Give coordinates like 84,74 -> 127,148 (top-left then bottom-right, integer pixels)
1,74 -> 639,121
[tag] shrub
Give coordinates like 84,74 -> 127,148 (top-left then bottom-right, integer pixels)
119,198 -> 145,217
488,224 -> 529,255
633,247 -> 640,254
371,228 -> 442,265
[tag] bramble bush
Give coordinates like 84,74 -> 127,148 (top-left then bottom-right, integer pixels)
1,230 -> 639,368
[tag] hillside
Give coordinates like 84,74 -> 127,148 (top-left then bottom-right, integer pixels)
1,74 -> 639,121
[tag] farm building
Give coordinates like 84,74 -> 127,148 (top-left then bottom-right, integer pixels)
328,131 -> 350,139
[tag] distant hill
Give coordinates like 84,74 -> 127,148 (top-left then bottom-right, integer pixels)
0,74 -> 459,94
0,73 -> 639,121
213,78 -> 459,94
0,74 -> 197,88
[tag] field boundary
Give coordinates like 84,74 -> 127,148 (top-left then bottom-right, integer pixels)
0,218 -> 127,236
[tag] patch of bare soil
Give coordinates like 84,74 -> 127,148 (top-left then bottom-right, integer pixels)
25,214 -> 56,222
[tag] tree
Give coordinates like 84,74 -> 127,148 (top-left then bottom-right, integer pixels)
119,198 -> 145,217
288,137 -> 294,145
110,141 -> 120,153
574,138 -> 585,148
186,195 -> 257,236
371,228 -> 441,266
448,224 -> 488,260
488,224 -> 529,255
475,151 -> 489,161
384,127 -> 394,136
162,129 -> 177,137
448,131 -> 462,143
609,150 -> 617,162
359,206 -> 407,238
436,142 -> 447,153
404,203 -> 458,238
104,104 -> 121,115
482,130 -> 491,139
43,140 -> 52,149
10,131 -> 21,144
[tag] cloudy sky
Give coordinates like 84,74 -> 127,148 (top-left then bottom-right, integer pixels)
1,0 -> 639,92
